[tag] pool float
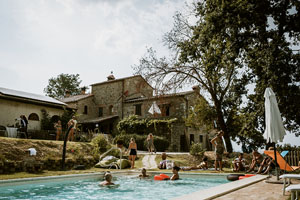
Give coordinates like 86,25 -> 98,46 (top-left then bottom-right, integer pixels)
154,174 -> 170,181
226,174 -> 244,181
238,174 -> 255,180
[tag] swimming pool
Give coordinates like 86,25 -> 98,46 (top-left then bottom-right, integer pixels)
0,173 -> 229,200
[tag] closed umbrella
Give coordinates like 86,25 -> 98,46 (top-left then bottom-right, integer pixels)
263,87 -> 286,180
148,101 -> 161,115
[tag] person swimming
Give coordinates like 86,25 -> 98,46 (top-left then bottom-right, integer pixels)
99,172 -> 115,186
170,166 -> 180,180
139,168 -> 149,178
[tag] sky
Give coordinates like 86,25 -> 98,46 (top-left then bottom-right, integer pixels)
0,0 -> 299,148
0,0 -> 191,94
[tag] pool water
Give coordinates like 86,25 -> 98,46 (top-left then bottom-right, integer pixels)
0,174 -> 229,200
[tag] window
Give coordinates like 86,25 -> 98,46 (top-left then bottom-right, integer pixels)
135,104 -> 142,116
190,134 -> 194,145
99,107 -> 103,117
199,135 -> 203,143
28,113 -> 39,121
109,105 -> 113,115
83,105 -> 88,114
159,104 -> 170,116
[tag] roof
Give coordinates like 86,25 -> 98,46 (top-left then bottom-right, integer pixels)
0,87 -> 66,106
61,94 -> 94,103
124,90 -> 195,103
78,115 -> 119,124
90,75 -> 154,89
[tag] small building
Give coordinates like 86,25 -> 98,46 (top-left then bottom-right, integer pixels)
0,87 -> 66,131
62,75 -> 213,151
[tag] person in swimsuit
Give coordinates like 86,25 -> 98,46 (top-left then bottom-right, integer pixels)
99,172 -> 115,186
170,166 -> 180,180
147,133 -> 156,154
128,138 -> 137,169
139,168 -> 149,178
210,130 -> 225,171
54,120 -> 62,141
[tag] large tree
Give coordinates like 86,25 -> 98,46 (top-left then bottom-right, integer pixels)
44,73 -> 83,99
134,0 -> 300,152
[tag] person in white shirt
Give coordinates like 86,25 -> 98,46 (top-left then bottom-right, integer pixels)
233,153 -> 246,172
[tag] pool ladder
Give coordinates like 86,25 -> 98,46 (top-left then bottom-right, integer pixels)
99,147 -> 123,170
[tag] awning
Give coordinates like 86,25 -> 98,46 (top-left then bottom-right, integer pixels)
78,115 -> 119,124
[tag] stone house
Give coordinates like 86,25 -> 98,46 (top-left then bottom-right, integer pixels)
62,75 -> 213,151
0,87 -> 66,131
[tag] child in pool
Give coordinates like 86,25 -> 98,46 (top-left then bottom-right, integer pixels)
139,168 -> 149,178
170,166 -> 180,180
99,172 -> 115,186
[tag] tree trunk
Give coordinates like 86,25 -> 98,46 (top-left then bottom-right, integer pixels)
214,100 -> 233,153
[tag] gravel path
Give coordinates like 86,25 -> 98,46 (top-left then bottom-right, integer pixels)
142,154 -> 157,169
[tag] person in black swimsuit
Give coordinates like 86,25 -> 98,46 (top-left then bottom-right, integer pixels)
128,138 -> 137,169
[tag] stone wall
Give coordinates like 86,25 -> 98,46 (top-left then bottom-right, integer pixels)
75,96 -> 98,121
0,98 -> 64,130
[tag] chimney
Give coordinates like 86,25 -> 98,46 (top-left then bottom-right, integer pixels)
65,90 -> 71,98
107,71 -> 115,81
81,87 -> 86,95
192,85 -> 200,94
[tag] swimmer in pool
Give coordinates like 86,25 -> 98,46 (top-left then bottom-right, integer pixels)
170,166 -> 180,180
139,168 -> 149,178
99,172 -> 115,186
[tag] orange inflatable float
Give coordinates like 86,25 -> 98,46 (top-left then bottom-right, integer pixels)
154,174 -> 170,181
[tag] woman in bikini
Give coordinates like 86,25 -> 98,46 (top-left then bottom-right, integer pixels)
128,138 -> 137,169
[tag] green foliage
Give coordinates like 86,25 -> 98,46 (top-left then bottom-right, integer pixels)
133,0 -> 300,152
91,134 -> 110,156
185,97 -> 216,131
60,109 -> 75,131
113,134 -> 148,150
144,136 -> 170,152
117,115 -> 177,135
40,109 -> 55,130
189,142 -> 206,157
44,73 -> 84,99
277,144 -> 300,152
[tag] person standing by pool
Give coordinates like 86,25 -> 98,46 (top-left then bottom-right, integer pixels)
67,116 -> 77,141
54,120 -> 62,141
210,130 -> 225,171
147,133 -> 156,154
128,137 -> 137,169
99,172 -> 115,186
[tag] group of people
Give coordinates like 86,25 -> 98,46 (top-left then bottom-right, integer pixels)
53,115 -> 77,141
99,166 -> 181,186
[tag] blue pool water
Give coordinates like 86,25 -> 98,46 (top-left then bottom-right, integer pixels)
0,174 -> 229,200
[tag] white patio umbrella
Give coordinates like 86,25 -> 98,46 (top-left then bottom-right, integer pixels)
263,87 -> 286,180
148,101 -> 161,115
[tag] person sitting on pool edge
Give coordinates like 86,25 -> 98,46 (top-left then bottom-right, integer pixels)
232,153 -> 246,172
99,172 -> 115,186
181,156 -> 208,171
170,166 -> 180,180
158,152 -> 167,169
139,168 -> 149,178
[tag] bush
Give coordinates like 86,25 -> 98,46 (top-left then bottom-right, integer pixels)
91,134 -> 110,156
190,142 -> 206,157
144,136 -> 170,152
113,134 -> 148,150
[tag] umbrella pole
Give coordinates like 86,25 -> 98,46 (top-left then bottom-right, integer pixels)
274,143 -> 279,180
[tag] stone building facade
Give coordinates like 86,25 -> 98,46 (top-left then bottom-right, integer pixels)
62,75 -> 212,151
0,87 -> 66,131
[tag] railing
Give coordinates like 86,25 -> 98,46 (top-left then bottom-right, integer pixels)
285,150 -> 300,166
99,147 -> 123,170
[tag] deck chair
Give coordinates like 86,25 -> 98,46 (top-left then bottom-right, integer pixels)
279,174 -> 300,195
264,150 -> 300,172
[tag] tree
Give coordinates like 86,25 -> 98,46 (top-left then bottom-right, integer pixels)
134,0 -> 300,152
44,73 -> 83,99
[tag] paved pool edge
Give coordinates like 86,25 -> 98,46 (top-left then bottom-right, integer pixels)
172,174 -> 267,200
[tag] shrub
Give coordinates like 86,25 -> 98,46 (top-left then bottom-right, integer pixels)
144,136 -> 170,152
113,134 -> 148,150
190,142 -> 206,157
91,134 -> 110,156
